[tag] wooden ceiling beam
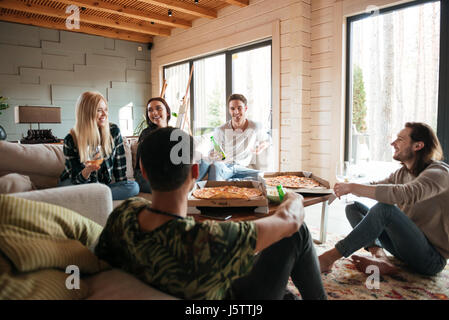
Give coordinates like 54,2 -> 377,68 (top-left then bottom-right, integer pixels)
0,11 -> 153,43
223,0 -> 249,7
137,0 -> 217,19
0,0 -> 170,36
56,0 -> 191,29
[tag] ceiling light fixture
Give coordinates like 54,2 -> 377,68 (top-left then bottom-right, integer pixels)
168,9 -> 172,17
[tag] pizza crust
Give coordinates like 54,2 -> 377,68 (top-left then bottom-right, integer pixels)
192,186 -> 263,200
264,175 -> 323,189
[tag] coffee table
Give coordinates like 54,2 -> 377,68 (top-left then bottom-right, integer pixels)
191,193 -> 335,244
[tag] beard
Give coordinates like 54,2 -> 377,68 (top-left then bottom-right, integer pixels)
393,146 -> 414,162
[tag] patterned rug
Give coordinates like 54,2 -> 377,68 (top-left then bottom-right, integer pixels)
287,229 -> 449,300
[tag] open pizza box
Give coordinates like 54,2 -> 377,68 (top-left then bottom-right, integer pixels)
187,180 -> 269,215
262,171 -> 333,195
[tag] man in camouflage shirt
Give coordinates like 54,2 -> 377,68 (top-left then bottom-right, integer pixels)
95,127 -> 326,300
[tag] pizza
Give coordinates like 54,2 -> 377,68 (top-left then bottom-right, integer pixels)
264,175 -> 324,189
192,186 -> 263,200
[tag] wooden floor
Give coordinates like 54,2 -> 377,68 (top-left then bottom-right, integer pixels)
304,196 -> 378,236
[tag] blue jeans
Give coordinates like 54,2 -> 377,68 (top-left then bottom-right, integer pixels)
231,223 -> 327,300
134,159 -> 211,194
134,168 -> 152,194
336,201 -> 447,276
208,162 -> 260,181
58,179 -> 139,201
198,159 -> 211,181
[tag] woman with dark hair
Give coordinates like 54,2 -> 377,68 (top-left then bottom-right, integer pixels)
134,97 -> 210,193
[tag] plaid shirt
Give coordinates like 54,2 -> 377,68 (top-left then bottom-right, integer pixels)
60,123 -> 128,185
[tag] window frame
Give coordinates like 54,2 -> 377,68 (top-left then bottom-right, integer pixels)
163,39 -> 273,132
437,0 -> 449,162
344,0 -> 448,163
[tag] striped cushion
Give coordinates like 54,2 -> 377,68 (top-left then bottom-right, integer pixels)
0,254 -> 88,300
0,195 -> 111,300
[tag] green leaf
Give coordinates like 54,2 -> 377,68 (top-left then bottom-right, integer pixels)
0,96 -> 9,115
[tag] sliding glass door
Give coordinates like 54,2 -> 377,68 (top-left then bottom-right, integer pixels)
345,0 -> 446,181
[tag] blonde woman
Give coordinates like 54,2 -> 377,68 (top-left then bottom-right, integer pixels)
59,91 -> 139,200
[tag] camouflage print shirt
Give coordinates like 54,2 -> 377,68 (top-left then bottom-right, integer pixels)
95,197 -> 258,300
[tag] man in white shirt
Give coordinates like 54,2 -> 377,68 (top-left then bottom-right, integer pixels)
208,94 -> 270,181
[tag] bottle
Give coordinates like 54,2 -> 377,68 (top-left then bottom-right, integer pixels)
210,136 -> 226,160
276,184 -> 285,202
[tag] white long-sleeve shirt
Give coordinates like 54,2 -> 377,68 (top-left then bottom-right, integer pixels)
212,120 -> 269,168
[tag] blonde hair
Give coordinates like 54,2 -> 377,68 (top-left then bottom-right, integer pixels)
72,91 -> 113,163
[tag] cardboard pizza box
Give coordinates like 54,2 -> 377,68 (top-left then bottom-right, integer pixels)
262,171 -> 333,194
187,180 -> 269,214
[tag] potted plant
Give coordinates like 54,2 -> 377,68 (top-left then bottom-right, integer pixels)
0,96 -> 9,140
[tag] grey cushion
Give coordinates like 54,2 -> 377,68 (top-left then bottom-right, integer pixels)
0,173 -> 34,194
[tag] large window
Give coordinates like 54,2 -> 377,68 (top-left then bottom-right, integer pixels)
163,40 -> 272,137
231,45 -> 272,133
345,0 -> 448,181
163,62 -> 190,127
193,54 -> 226,135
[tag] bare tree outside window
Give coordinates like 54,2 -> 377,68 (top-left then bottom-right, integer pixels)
164,63 -> 190,127
349,1 -> 440,181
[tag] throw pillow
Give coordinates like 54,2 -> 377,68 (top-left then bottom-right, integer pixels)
122,138 -> 134,179
0,173 -> 34,194
0,195 -> 111,300
0,252 -> 88,300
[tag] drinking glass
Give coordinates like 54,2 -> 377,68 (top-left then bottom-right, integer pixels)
86,145 -> 104,167
335,161 -> 354,204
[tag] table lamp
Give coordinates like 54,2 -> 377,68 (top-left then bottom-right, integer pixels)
14,106 -> 61,144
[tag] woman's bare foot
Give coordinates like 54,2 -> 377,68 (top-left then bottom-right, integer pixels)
318,248 -> 342,273
351,254 -> 398,275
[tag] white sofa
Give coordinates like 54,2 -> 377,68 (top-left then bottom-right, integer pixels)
0,140 -> 178,299
0,137 -> 270,299
9,183 -> 177,300
0,138 -> 151,207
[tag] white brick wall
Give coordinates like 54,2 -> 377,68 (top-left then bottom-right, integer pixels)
0,21 -> 151,141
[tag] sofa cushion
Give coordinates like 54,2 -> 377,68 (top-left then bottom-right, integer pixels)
0,194 -> 111,299
0,253 -> 89,300
84,269 -> 178,300
0,194 -> 108,273
12,184 -> 113,227
0,141 -> 64,189
122,138 -> 134,180
124,137 -> 138,173
0,173 -> 34,194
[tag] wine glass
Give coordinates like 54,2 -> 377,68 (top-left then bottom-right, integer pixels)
335,161 -> 354,204
86,145 -> 104,167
